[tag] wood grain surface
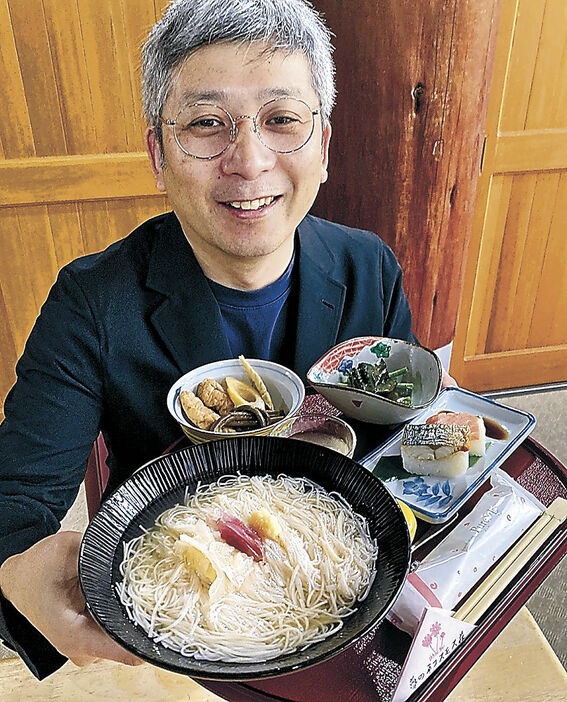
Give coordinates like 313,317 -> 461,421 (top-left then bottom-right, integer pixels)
0,0 -> 171,415
311,0 -> 501,349
451,0 -> 567,391
0,609 -> 564,701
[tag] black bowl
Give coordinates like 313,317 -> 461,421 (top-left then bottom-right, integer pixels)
79,436 -> 411,680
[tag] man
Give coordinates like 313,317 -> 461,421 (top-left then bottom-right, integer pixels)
0,0 -> 436,680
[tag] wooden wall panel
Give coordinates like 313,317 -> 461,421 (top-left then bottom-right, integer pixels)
76,0 -> 134,153
0,154 -> 158,207
0,1 -> 36,158
1,0 -> 163,158
485,172 -> 560,353
9,0 -> 68,156
119,0 -> 162,146
524,0 -> 567,130
42,0 -> 98,153
48,202 -> 89,268
462,176 -> 513,358
0,206 -> 59,352
451,0 -> 567,391
498,1 -> 544,132
311,0 -> 501,349
528,172 -> 567,347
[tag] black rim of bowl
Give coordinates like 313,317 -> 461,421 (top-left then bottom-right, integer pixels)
79,435 -> 411,681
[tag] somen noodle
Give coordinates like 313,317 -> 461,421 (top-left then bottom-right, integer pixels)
117,474 -> 378,662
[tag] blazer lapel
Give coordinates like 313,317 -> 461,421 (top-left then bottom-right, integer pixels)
143,213 -> 346,379
145,214 -> 231,372
293,218 -> 346,379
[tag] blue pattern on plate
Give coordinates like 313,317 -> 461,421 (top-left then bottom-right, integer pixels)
402,477 -> 453,507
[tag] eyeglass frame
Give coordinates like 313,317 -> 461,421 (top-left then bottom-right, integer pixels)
159,96 -> 321,160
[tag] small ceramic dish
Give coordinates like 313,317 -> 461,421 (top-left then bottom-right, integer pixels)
167,358 -> 305,444
270,413 -> 357,458
307,336 -> 442,425
359,387 -> 536,523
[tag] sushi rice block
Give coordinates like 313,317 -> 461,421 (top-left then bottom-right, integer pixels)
425,410 -> 486,456
401,424 -> 471,478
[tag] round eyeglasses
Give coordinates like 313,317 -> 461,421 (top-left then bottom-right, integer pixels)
160,97 -> 320,160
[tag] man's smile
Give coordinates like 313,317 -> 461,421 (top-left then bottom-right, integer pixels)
220,194 -> 282,212
226,195 -> 277,210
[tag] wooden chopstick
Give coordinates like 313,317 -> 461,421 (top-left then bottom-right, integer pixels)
454,497 -> 567,624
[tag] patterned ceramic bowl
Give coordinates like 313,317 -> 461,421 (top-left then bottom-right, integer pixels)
167,358 -> 305,444
307,336 -> 442,425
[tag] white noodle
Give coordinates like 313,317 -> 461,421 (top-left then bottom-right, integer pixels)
117,474 -> 378,662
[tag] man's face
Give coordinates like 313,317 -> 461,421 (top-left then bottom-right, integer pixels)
146,42 -> 331,282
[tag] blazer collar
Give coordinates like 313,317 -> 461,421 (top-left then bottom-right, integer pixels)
293,217 -> 346,378
145,213 -> 231,372
144,213 -> 346,379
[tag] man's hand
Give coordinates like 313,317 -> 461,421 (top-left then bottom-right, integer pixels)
441,368 -> 458,388
0,531 -> 142,667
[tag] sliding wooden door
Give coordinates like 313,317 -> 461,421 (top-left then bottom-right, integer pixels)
451,0 -> 567,390
0,0 -> 170,416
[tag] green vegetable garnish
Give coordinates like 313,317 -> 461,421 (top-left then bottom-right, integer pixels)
343,358 -> 415,405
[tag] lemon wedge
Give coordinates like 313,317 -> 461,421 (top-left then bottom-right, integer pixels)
397,500 -> 417,542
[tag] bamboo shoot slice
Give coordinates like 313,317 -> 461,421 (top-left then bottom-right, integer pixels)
238,355 -> 274,410
225,376 -> 265,409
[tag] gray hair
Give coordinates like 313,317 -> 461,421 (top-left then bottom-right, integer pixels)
142,0 -> 336,150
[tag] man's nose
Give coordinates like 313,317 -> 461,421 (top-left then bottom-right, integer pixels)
220,118 -> 276,178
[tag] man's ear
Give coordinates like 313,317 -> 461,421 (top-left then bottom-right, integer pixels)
145,127 -> 166,192
320,121 -> 332,184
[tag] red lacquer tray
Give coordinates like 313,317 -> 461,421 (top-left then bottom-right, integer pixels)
196,395 -> 567,702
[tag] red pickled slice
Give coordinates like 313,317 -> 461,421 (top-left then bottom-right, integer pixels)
215,512 -> 263,561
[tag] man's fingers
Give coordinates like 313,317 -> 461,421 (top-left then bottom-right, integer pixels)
0,531 -> 145,668
65,612 -> 143,666
441,369 -> 458,388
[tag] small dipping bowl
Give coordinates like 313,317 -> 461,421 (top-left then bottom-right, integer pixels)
271,413 -> 357,458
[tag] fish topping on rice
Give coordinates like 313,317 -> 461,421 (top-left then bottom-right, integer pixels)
401,423 -> 472,477
402,424 -> 471,450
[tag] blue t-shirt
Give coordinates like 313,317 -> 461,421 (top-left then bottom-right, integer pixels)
207,251 -> 296,365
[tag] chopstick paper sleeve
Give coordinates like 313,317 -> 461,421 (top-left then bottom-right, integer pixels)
454,497 -> 567,624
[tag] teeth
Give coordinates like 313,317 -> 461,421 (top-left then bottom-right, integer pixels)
228,196 -> 275,210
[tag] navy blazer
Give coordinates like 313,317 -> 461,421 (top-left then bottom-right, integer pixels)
0,211 -> 414,676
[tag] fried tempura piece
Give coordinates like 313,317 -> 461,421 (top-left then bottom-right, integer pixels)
179,390 -> 219,430
238,355 -> 274,410
197,378 -> 234,416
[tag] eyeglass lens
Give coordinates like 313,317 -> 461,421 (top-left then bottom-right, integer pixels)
173,97 -> 315,159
